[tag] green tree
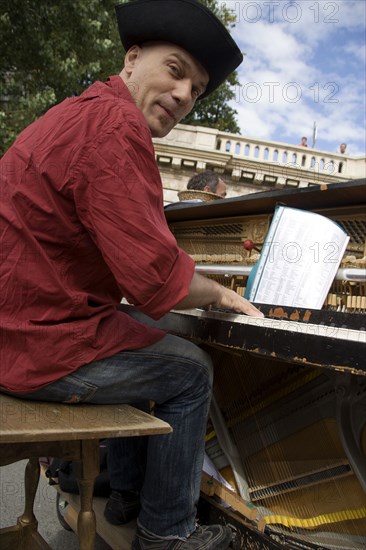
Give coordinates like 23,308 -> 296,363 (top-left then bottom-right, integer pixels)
0,0 -> 122,154
0,0 -> 241,155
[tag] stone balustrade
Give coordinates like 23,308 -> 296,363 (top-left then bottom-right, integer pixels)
216,132 -> 364,180
153,124 -> 365,203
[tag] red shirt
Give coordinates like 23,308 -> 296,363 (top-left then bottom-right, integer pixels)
0,76 -> 195,394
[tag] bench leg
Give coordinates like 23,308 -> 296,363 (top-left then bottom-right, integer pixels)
0,457 -> 53,549
18,457 -> 40,529
74,440 -> 100,550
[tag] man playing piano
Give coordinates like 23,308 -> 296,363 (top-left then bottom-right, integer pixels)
0,1 -> 263,548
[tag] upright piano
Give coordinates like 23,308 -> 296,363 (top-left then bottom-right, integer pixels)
160,179 -> 366,550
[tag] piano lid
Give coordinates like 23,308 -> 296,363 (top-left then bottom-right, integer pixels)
165,178 -> 366,223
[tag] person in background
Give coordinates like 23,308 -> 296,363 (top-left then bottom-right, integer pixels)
298,136 -> 308,147
187,170 -> 227,197
0,1 -> 263,549
340,142 -> 347,154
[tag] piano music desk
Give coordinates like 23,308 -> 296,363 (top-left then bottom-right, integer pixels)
0,394 -> 172,550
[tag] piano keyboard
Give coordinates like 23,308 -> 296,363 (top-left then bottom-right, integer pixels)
175,307 -> 366,345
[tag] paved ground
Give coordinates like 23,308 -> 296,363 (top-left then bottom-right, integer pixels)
0,460 -> 111,549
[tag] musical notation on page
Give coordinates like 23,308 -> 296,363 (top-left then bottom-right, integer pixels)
245,206 -> 350,310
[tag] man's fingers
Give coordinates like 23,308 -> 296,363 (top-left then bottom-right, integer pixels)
220,289 -> 264,318
240,301 -> 264,318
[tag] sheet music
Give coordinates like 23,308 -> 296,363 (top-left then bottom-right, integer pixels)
246,206 -> 349,309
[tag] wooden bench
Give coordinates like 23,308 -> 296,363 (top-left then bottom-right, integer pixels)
0,394 -> 172,549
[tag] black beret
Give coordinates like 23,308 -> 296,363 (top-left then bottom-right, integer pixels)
115,0 -> 243,99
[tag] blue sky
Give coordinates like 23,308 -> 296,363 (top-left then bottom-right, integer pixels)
223,0 -> 366,156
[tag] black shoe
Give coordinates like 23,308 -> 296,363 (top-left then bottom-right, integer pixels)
104,489 -> 140,525
132,524 -> 232,549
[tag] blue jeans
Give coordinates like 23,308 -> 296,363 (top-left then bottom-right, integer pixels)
18,332 -> 213,538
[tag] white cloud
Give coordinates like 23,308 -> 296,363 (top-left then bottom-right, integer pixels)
344,41 -> 366,64
223,0 -> 366,155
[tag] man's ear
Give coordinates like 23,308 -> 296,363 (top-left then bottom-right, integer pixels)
124,45 -> 142,75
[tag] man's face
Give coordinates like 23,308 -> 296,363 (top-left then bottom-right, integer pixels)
121,42 -> 209,137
